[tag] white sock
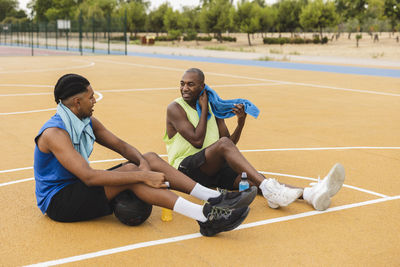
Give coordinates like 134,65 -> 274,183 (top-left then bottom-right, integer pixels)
190,183 -> 221,201
173,197 -> 207,222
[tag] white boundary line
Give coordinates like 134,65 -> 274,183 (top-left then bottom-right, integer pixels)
0,91 -> 103,115
2,146 -> 399,175
24,195 -> 400,267
0,82 -> 281,97
92,59 -> 400,97
0,60 -> 95,74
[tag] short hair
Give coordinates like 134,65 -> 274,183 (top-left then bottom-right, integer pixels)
185,68 -> 205,84
54,74 -> 90,103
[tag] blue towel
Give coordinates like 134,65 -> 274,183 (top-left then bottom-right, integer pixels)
56,102 -> 95,162
196,84 -> 260,120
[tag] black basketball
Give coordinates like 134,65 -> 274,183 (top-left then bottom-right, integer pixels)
112,190 -> 152,226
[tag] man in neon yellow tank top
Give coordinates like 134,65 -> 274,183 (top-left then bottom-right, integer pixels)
164,68 -> 346,211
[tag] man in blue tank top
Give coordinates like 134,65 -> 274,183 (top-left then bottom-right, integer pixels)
165,68 -> 346,211
33,73 -> 258,237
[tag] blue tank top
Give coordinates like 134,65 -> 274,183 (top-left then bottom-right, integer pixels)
34,114 -> 90,214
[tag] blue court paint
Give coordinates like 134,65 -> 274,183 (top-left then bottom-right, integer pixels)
1,43 -> 399,78
125,51 -> 400,79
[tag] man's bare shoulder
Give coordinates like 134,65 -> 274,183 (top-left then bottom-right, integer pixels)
167,101 -> 184,116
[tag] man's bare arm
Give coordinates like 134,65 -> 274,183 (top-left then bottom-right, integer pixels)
91,117 -> 150,171
216,104 -> 247,145
167,100 -> 208,148
38,127 -> 166,188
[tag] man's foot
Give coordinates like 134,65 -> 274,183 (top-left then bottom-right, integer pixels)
261,178 -> 303,208
303,163 -> 345,211
207,186 -> 257,209
198,203 -> 250,237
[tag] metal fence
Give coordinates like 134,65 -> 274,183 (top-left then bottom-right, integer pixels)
0,12 -> 129,56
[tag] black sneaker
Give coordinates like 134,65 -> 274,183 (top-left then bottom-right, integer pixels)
208,186 -> 257,209
198,203 -> 250,237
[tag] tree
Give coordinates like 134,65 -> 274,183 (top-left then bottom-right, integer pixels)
0,0 -> 26,22
147,2 -> 170,36
163,7 -> 186,39
122,0 -> 147,38
234,0 -> 262,46
384,0 -> 400,31
276,0 -> 306,36
335,0 -> 368,23
199,0 -> 233,42
300,0 -> 339,39
259,5 -> 278,35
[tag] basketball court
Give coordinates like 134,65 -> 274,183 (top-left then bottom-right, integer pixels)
0,49 -> 399,266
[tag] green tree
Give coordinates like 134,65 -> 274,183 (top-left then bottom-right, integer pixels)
147,2 -> 169,36
384,0 -> 400,30
276,0 -> 306,36
199,0 -> 233,42
300,0 -> 339,39
259,5 -> 278,35
234,0 -> 262,46
335,0 -> 368,23
0,0 -> 26,22
121,0 -> 147,38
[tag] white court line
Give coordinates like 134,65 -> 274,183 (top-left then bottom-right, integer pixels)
0,60 -> 95,74
258,171 -> 387,198
98,82 -> 281,93
93,59 -> 400,97
24,195 -> 400,267
0,82 -> 281,97
1,146 -> 399,175
0,84 -> 52,88
0,91 -> 103,115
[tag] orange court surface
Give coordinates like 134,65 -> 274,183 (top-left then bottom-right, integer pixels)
0,52 -> 399,266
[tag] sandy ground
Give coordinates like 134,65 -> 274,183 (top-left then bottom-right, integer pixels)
152,32 -> 400,62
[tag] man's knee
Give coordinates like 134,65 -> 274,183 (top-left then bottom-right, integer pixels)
216,137 -> 235,150
143,152 -> 161,162
119,163 -> 139,172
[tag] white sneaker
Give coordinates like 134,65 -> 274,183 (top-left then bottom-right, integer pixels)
261,178 -> 303,209
303,163 -> 345,211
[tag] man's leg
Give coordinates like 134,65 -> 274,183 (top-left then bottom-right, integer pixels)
103,170 -> 250,237
142,152 -> 257,209
198,137 -> 303,208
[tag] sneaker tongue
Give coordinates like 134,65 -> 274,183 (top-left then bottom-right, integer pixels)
202,203 -> 212,217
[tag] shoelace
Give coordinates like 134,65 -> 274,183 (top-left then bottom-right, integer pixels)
217,188 -> 228,194
309,176 -> 321,187
207,206 -> 232,221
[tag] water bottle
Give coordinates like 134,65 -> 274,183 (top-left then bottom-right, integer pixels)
161,208 -> 173,222
161,181 -> 173,221
239,172 -> 249,192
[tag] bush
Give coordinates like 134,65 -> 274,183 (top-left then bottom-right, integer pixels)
221,36 -> 236,42
183,30 -> 197,41
263,36 -> 328,45
196,36 -> 212,41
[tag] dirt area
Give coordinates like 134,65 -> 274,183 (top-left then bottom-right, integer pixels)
152,32 -> 400,62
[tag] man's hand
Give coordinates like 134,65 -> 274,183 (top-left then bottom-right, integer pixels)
199,91 -> 209,111
232,104 -> 247,124
143,171 -> 169,188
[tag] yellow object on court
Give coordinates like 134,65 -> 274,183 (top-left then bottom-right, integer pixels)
161,208 -> 173,222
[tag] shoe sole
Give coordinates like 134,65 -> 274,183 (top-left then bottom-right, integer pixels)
235,186 -> 257,208
312,191 -> 331,211
325,163 -> 345,197
200,207 -> 250,237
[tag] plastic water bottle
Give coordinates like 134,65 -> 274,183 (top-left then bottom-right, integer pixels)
161,181 -> 173,221
239,172 -> 249,192
161,208 -> 173,222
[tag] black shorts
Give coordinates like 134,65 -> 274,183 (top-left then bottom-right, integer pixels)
178,149 -> 237,190
46,180 -> 113,222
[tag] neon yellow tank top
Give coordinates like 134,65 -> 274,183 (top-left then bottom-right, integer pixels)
163,97 -> 220,169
